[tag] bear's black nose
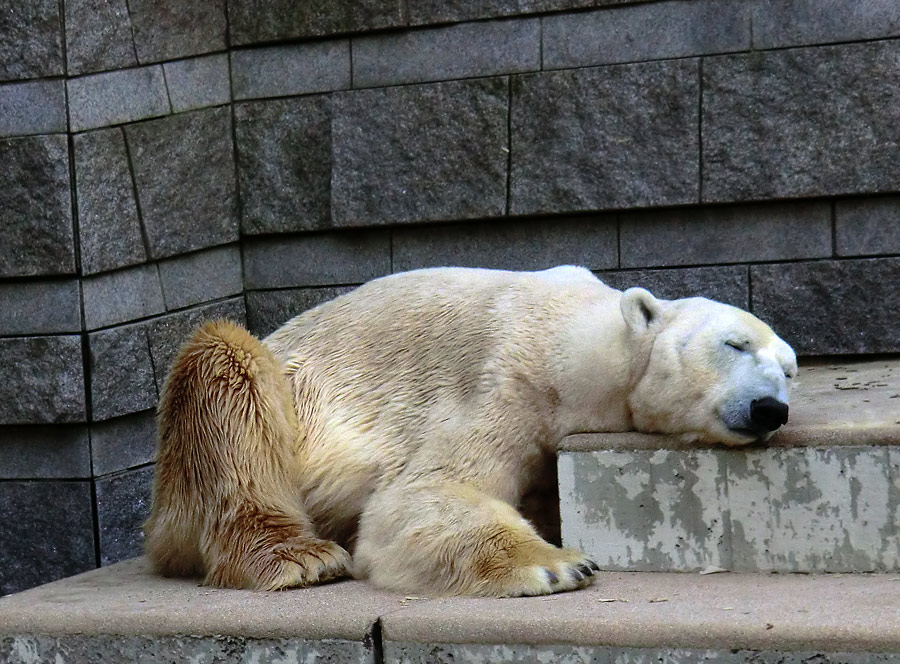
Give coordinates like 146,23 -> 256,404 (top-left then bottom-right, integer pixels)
750,397 -> 789,432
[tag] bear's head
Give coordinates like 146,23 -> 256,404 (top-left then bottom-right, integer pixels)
621,288 -> 797,446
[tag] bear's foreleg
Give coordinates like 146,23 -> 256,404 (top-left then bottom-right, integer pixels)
354,482 -> 597,597
144,320 -> 350,590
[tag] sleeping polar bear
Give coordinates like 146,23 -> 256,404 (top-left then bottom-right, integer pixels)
145,266 -> 797,597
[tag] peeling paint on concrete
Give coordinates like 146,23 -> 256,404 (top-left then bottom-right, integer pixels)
561,445 -> 900,573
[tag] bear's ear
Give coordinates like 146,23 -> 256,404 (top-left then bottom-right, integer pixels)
620,288 -> 663,334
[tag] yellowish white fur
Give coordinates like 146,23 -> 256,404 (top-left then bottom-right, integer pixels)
145,266 -> 796,597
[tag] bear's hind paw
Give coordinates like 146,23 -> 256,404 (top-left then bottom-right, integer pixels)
265,538 -> 352,591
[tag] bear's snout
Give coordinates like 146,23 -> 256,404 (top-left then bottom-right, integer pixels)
749,397 -> 789,433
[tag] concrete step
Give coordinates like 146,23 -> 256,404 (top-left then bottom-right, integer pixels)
2,557 -> 899,663
559,357 -> 900,574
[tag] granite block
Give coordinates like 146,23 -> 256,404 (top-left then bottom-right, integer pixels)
235,96 -> 332,234
95,467 -> 154,566
146,297 -> 246,388
353,18 -> 539,88
597,265 -> 749,310
543,0 -> 750,69
559,449 -> 730,571
0,336 -> 85,425
510,61 -> 699,215
407,0 -> 634,25
836,196 -> 900,257
619,201 -> 832,268
243,232 -> 390,289
227,0 -> 404,45
752,0 -> 900,49
333,78 -> 508,225
0,79 -> 66,137
125,106 -> 238,258
0,481 -> 95,596
82,264 -> 165,330
163,54 -> 230,113
751,258 -> 900,355
89,323 -> 158,421
64,0 -> 138,75
232,41 -> 350,100
158,245 -> 243,311
0,279 -> 81,335
91,410 -> 157,477
0,135 -> 75,278
73,127 -> 146,275
0,425 -> 91,479
703,41 -> 900,202
393,216 -> 617,273
246,287 -> 355,338
68,66 -> 171,132
129,0 -> 226,63
0,0 -> 64,80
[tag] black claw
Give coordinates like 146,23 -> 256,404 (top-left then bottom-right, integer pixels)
544,568 -> 559,585
570,568 -> 585,582
587,559 -> 600,572
577,564 -> 594,577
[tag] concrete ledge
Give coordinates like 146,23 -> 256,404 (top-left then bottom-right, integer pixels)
2,559 -> 899,662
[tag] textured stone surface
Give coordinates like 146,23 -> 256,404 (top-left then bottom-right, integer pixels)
82,264 -> 165,330
620,201 -> 832,268
227,0 -> 404,44
0,79 -> 66,137
129,0 -> 226,63
393,216 -> 617,272
703,41 -> 900,202
752,0 -> 900,48
96,467 -> 153,566
0,336 -> 85,425
751,258 -> 900,355
560,444 -> 900,573
407,0 -> 635,25
67,66 -> 170,133
246,286 -> 355,337
73,127 -> 146,275
243,232 -> 390,289
146,297 -> 245,388
543,0 -> 750,69
0,0 -> 64,80
836,196 -> 900,257
158,245 -> 242,311
353,18 -> 539,87
163,54 -> 230,113
0,426 -> 90,479
91,410 -> 157,477
89,323 -> 158,421
0,634 -> 373,663
598,265 -> 749,310
64,0 -> 137,75
235,96 -> 332,234
559,449 -> 730,572
333,78 -> 508,225
126,106 -> 238,258
231,41 -> 350,100
510,61 -> 699,215
0,482 -> 94,596
0,279 -> 81,335
0,135 -> 75,278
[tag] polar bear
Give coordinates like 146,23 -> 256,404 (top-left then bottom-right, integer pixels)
144,266 -> 796,597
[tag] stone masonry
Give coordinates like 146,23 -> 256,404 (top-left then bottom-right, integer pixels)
1,0 -> 899,596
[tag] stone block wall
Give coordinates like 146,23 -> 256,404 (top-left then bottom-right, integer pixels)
1,0 -> 899,595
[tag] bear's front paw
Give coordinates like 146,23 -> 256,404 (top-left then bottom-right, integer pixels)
488,546 -> 600,597
267,538 -> 352,590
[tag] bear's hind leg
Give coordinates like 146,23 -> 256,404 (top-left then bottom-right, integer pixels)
145,320 -> 350,590
354,482 -> 597,597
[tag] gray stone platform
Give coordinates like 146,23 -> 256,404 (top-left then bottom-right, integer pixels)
560,357 -> 900,574
2,557 -> 899,663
